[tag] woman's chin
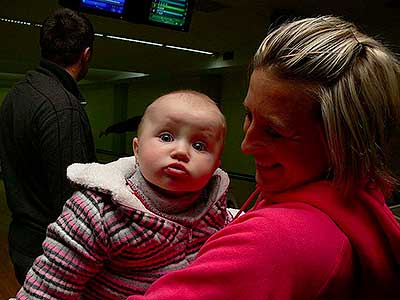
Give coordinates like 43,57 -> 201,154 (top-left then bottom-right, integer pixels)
255,171 -> 289,193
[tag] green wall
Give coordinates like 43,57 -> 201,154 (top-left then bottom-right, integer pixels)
0,71 -> 258,206
220,70 -> 256,205
81,83 -> 115,151
220,70 -> 254,174
0,88 -> 10,105
3,66 -> 400,206
81,70 -> 256,205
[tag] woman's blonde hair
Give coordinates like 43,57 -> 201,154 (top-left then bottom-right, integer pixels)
251,16 -> 400,195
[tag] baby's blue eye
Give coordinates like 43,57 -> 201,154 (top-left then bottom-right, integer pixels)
160,133 -> 173,142
192,142 -> 206,151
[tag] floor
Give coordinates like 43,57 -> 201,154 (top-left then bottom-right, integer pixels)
0,180 -> 21,299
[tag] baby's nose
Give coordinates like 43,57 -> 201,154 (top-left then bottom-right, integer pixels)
171,143 -> 190,162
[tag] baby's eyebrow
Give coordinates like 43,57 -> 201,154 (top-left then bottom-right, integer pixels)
196,126 -> 221,138
198,129 -> 216,138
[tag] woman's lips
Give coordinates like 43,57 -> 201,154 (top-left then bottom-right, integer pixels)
256,162 -> 280,169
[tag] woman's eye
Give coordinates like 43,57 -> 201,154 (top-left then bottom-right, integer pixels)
192,142 -> 206,151
266,127 -> 283,139
159,133 -> 173,142
244,110 -> 252,122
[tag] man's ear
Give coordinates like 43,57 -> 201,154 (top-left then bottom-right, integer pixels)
133,137 -> 139,158
81,47 -> 91,63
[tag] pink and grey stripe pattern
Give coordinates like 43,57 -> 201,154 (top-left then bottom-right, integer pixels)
17,185 -> 230,299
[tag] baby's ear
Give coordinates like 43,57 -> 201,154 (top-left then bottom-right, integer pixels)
133,137 -> 139,157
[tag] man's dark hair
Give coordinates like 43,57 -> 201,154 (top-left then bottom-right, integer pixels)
40,8 -> 94,67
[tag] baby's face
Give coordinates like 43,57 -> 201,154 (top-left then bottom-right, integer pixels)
133,95 -> 225,195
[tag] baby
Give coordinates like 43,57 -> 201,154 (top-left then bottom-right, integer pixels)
16,90 -> 235,299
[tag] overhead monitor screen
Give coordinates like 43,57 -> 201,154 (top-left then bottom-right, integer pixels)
148,0 -> 190,28
80,0 -> 126,15
60,0 -> 193,31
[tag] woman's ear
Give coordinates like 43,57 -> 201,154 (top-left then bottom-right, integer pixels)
133,137 -> 139,158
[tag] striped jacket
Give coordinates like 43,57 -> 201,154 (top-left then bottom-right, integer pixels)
16,157 -> 233,300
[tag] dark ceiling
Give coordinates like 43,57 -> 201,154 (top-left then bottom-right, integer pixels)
1,0 -> 399,84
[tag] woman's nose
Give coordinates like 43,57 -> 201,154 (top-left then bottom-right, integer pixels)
241,124 -> 259,155
241,132 -> 253,154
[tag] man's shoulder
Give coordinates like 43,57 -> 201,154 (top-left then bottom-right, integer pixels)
1,74 -> 41,111
12,69 -> 79,110
26,69 -> 64,96
7,70 -> 58,96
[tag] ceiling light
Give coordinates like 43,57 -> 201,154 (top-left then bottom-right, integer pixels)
0,17 -> 32,26
106,35 -> 163,47
0,16 -> 216,56
165,45 -> 214,55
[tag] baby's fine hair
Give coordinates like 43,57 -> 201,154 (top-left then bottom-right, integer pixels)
252,16 -> 400,195
137,90 -> 226,138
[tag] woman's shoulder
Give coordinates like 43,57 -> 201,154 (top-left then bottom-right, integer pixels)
230,202 -> 353,279
236,202 -> 351,252
195,202 -> 354,299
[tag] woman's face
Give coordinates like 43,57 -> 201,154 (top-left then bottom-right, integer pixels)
241,69 -> 329,193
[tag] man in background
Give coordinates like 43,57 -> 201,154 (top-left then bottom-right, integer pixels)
0,8 -> 96,284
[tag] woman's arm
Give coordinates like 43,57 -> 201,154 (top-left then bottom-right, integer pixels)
127,210 -> 293,300
128,205 -> 350,300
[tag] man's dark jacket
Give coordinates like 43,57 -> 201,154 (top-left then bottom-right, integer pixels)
0,59 -> 96,282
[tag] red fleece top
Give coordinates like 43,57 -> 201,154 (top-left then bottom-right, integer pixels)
127,180 -> 400,300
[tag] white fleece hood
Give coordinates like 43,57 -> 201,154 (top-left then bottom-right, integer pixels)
67,156 -> 231,216
67,156 -> 153,213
